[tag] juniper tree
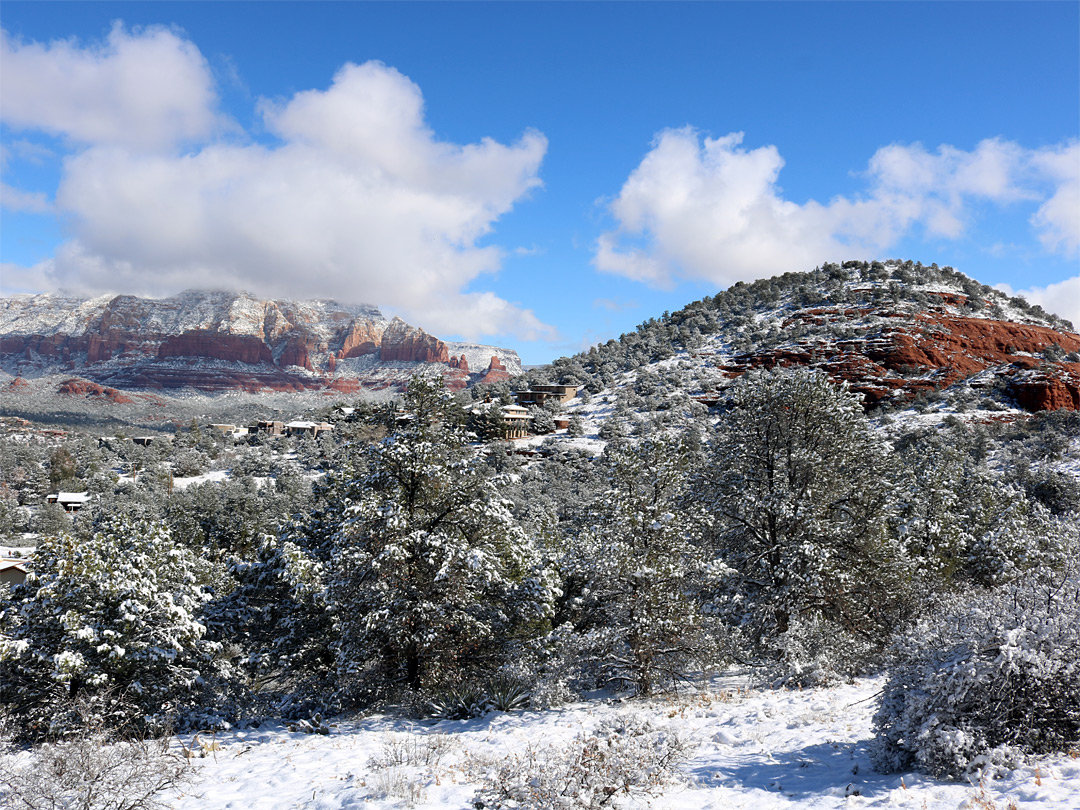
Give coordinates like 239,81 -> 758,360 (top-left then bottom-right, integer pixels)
894,433 -> 1076,589
329,375 -> 556,696
560,434 -> 718,695
0,518 -> 214,739
698,367 -> 909,673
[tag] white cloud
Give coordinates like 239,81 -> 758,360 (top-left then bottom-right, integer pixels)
9,50 -> 553,341
0,182 -> 50,213
596,130 -> 1080,289
996,276 -> 1080,332
1029,142 -> 1080,256
0,23 -> 223,151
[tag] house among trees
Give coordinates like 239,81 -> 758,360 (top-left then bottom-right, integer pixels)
513,384 -> 579,407
501,404 -> 530,439
284,420 -> 334,438
46,491 -> 92,513
208,423 -> 251,441
254,420 -> 285,436
0,558 -> 28,588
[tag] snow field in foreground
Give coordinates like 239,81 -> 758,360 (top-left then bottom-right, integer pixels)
163,676 -> 1080,809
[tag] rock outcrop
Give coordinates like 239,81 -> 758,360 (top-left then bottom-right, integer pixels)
56,377 -> 134,404
378,318 -> 451,364
476,356 -> 511,386
0,290 -> 521,396
719,302 -> 1080,411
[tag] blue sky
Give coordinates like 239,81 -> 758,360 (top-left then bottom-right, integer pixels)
2,2 -> 1078,364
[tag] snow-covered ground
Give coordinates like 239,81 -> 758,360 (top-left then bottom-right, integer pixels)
161,676 -> 1080,809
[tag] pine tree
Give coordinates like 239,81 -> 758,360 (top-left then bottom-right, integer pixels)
561,434 -> 717,695
698,368 -> 908,671
328,375 -> 556,696
0,518 -> 214,739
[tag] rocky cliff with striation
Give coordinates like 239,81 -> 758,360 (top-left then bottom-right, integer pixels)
718,302 -> 1080,410
528,260 -> 1079,416
0,290 -> 521,396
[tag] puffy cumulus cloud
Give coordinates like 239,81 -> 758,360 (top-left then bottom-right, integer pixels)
596,130 -> 1080,288
17,59 -> 552,341
996,276 -> 1080,332
0,23 -> 223,151
1028,142 -> 1080,256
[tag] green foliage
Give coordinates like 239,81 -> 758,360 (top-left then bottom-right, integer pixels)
699,368 -> 910,678
328,375 -> 557,696
560,434 -> 719,695
0,518 -> 214,740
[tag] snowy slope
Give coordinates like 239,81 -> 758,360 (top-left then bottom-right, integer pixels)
155,677 -> 1079,809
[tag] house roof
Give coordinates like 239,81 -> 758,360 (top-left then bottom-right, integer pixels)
50,492 -> 92,504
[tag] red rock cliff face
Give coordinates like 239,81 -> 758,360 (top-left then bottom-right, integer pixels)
158,332 -> 274,364
277,337 -> 315,371
378,317 -> 450,363
340,319 -> 385,359
476,356 -> 510,385
722,306 -> 1080,411
1009,362 -> 1080,411
1,291 -> 517,395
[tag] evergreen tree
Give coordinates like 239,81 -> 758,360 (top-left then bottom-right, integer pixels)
698,368 -> 908,674
562,435 -> 717,694
328,376 -> 556,696
0,518 -> 214,739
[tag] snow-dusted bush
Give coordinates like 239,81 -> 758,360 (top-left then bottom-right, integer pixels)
872,570 -> 1080,779
0,518 -> 215,740
329,376 -> 557,698
170,448 -> 210,478
0,731 -> 188,810
471,715 -> 692,809
762,612 -> 886,688
699,368 -> 910,679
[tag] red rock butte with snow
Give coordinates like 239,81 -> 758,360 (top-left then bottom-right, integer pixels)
715,291 -> 1080,411
0,291 -> 520,397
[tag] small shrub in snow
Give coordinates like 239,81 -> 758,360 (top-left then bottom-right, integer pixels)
472,715 -> 692,809
427,675 -> 531,719
0,732 -> 188,810
367,732 -> 454,809
367,767 -> 427,807
285,713 -> 330,735
369,732 -> 455,770
762,612 -> 884,688
872,570 -> 1080,779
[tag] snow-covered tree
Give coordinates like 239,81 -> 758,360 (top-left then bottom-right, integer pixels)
873,567 -> 1080,778
329,376 -> 556,696
0,518 -> 214,740
559,434 -> 718,695
697,368 -> 908,674
894,435 -> 1075,588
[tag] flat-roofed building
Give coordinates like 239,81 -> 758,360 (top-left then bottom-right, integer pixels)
501,404 -> 530,439
513,384 -> 579,407
46,491 -> 92,513
285,421 -> 334,438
